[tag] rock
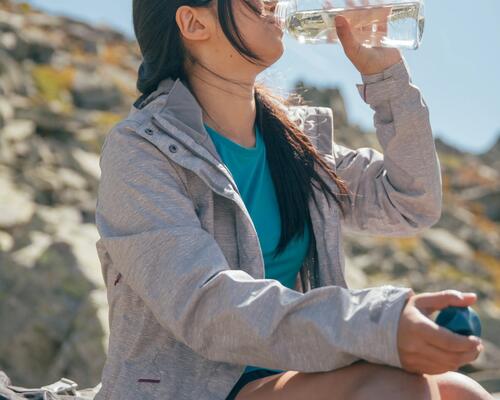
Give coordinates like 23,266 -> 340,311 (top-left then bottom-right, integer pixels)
10,230 -> 52,268
71,84 -> 123,110
466,369 -> 500,396
35,205 -> 82,231
0,7 -> 23,27
0,242 -> 100,387
464,188 -> 500,222
74,127 -> 105,154
53,223 -> 103,288
292,80 -> 349,128
22,28 -> 56,64
71,147 -> 101,180
15,106 -> 80,140
58,167 -> 88,190
382,252 -> 419,278
0,230 -> 13,252
0,20 -> 30,61
0,173 -> 35,228
435,136 -> 466,156
25,206 -> 101,286
22,165 -> 63,205
0,48 -> 25,94
344,255 -> 368,289
480,133 -> 500,169
70,70 -> 123,111
1,119 -> 35,141
47,289 -> 108,387
349,253 -> 384,276
0,96 -> 14,126
24,11 -> 62,30
0,12 -> 55,63
64,20 -> 102,54
421,228 -> 474,260
464,343 -> 500,394
0,369 -> 11,387
435,206 -> 475,231
468,339 -> 500,372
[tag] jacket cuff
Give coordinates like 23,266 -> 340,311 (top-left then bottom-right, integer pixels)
356,57 -> 412,105
377,286 -> 413,369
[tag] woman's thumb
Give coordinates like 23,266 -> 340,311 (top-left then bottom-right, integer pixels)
334,15 -> 358,53
413,290 -> 477,316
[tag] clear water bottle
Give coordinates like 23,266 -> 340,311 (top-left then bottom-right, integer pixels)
271,0 -> 425,49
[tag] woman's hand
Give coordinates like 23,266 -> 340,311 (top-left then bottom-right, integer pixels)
397,289 -> 484,375
324,0 -> 403,75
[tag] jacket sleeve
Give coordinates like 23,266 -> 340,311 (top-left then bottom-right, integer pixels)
320,56 -> 442,237
95,123 -> 413,373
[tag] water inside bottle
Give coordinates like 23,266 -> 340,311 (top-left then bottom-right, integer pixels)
285,1 -> 424,49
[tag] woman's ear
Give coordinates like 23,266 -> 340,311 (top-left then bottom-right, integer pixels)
176,5 -> 214,42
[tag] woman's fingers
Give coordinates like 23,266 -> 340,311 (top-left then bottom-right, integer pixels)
398,291 -> 484,375
412,290 -> 477,317
334,15 -> 362,56
420,320 -> 482,352
401,337 -> 482,374
407,360 -> 462,375
422,341 -> 482,370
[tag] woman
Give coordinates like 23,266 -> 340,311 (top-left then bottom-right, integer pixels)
94,0 -> 492,399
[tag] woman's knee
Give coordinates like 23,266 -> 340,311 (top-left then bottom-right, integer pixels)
433,371 -> 493,400
348,362 -> 441,400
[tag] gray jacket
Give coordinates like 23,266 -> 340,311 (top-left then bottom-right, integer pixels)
94,56 -> 442,399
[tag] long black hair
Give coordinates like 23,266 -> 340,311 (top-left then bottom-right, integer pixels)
132,0 -> 352,259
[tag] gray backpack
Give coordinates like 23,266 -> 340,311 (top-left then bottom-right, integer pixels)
0,370 -> 100,400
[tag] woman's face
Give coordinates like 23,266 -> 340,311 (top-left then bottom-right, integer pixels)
179,0 -> 284,81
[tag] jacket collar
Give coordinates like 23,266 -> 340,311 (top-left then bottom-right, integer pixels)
130,77 -> 245,194
131,77 -> 242,148
128,77 -> 332,177
129,76 -> 291,151
131,77 -> 246,166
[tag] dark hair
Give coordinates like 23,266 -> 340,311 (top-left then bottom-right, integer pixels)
132,0 -> 352,261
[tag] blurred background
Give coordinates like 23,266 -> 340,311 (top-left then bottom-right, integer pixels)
0,0 -> 498,395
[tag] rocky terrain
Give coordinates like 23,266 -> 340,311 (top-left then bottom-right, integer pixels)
0,0 -> 498,395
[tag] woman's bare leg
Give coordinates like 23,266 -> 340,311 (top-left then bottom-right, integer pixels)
235,360 -> 441,400
433,371 -> 494,400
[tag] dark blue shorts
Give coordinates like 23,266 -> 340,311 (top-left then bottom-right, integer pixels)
225,369 -> 284,400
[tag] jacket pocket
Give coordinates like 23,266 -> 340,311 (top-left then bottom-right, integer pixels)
113,272 -> 122,286
109,356 -> 162,400
135,351 -> 164,397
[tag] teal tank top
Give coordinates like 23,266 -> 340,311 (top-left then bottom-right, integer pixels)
204,122 -> 311,375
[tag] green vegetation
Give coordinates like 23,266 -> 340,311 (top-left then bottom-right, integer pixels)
31,65 -> 75,112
